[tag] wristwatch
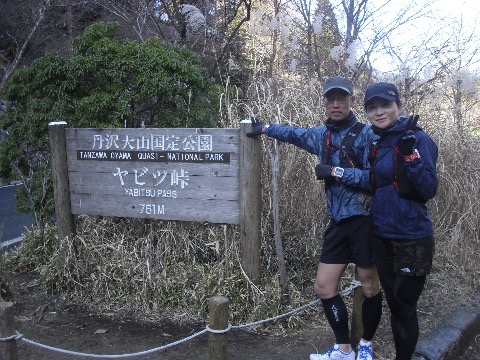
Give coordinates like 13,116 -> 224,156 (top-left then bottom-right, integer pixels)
333,167 -> 344,178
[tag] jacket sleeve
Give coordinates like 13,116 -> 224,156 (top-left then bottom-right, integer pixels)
266,124 -> 324,155
338,126 -> 374,193
404,132 -> 438,200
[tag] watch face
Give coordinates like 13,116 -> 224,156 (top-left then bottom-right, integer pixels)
334,167 -> 344,177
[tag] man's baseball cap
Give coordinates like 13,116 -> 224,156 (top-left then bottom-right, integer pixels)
323,76 -> 353,96
364,82 -> 399,105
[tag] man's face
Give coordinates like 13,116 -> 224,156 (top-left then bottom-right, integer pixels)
324,89 -> 354,121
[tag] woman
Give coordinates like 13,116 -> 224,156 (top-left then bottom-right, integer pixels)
363,82 -> 438,360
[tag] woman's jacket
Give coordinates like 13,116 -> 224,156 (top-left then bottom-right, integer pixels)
368,116 -> 438,239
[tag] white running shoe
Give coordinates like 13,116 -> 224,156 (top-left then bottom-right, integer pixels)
356,339 -> 374,360
310,344 -> 355,360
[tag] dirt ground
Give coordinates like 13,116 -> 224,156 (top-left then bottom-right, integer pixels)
2,270 -> 479,360
3,271 -> 374,360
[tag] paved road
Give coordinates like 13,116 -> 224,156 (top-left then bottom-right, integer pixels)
0,183 -> 33,250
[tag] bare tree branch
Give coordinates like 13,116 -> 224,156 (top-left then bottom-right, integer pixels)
0,0 -> 51,93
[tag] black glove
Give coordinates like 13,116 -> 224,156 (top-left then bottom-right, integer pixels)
246,117 -> 264,137
397,114 -> 419,155
315,164 -> 333,180
397,130 -> 416,155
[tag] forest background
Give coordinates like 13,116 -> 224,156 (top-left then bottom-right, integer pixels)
0,0 -> 479,357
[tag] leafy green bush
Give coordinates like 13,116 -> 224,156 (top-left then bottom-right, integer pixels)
0,21 -> 218,234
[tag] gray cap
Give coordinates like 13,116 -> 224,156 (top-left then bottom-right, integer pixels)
323,76 -> 353,96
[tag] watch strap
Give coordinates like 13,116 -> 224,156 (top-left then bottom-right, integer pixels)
403,149 -> 420,162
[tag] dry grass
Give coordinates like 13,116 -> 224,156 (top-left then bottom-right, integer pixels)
235,80 -> 480,357
1,80 -> 479,359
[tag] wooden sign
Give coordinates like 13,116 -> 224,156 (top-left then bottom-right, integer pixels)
64,128 -> 240,224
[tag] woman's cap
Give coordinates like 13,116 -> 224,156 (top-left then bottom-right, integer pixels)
323,76 -> 353,96
364,82 -> 399,105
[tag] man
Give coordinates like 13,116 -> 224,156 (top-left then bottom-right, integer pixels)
246,76 -> 382,360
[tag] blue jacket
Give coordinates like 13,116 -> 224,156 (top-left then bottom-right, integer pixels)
265,112 -> 373,222
369,117 -> 438,239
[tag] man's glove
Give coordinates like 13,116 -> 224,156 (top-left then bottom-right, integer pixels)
315,164 -> 333,180
246,117 -> 265,137
397,130 -> 416,155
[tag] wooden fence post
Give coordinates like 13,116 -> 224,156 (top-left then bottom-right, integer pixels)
208,296 -> 229,360
0,302 -> 18,360
350,268 -> 363,349
48,121 -> 76,267
239,120 -> 262,286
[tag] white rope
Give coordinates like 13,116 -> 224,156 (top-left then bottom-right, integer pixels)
3,279 -> 362,358
205,323 -> 232,333
232,279 -> 362,329
231,298 -> 320,329
339,279 -> 362,296
16,329 -> 207,358
0,333 -> 22,342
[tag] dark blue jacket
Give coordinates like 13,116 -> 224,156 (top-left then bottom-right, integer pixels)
369,116 -> 438,239
265,112 -> 373,222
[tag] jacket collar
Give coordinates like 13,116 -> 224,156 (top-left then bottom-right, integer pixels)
325,111 -> 357,131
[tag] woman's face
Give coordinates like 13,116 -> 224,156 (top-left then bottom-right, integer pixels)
365,98 -> 400,129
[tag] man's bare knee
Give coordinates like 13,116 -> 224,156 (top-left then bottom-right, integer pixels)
314,280 -> 337,299
357,266 -> 381,297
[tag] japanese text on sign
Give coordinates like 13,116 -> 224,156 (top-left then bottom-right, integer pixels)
92,133 -> 213,151
113,167 -> 189,189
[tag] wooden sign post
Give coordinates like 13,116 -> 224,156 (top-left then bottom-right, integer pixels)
49,121 -> 76,263
239,121 -> 262,285
48,121 -> 262,284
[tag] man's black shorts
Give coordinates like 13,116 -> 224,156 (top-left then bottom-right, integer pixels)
320,215 -> 374,267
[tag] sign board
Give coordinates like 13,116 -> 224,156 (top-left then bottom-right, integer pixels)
65,128 -> 240,224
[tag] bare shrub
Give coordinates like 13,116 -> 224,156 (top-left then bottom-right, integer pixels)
234,79 -> 480,334
244,80 -> 330,291
422,126 -> 480,315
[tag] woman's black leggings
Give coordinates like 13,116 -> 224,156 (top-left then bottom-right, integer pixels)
374,237 -> 427,360
382,272 -> 425,359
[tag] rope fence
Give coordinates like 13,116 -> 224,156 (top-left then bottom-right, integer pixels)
0,279 -> 361,359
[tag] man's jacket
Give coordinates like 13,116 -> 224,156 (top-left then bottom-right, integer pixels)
265,112 -> 373,223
